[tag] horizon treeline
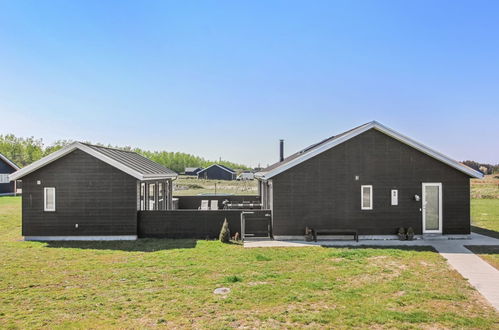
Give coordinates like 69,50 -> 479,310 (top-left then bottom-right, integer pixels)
0,134 -> 251,173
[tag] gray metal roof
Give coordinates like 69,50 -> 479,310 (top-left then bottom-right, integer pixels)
82,143 -> 177,178
9,142 -> 177,181
260,122 -> 370,173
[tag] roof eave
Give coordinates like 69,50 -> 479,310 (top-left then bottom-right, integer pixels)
261,121 -> 483,179
0,154 -> 20,171
8,142 -> 179,182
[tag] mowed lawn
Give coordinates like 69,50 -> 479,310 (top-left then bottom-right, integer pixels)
470,177 -> 499,270
1,197 -> 498,328
472,199 -> 499,233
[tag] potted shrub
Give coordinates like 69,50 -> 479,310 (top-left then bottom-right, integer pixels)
219,218 -> 231,243
397,227 -> 406,241
305,227 -> 314,242
406,227 -> 415,241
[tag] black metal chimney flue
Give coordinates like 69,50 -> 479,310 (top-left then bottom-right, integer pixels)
279,139 -> 284,162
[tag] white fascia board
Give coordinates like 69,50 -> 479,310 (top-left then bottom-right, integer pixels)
260,121 -> 483,179
0,154 -> 20,171
202,164 -> 235,174
372,122 -> 483,179
254,172 -> 267,180
260,123 -> 374,179
9,142 -> 81,181
142,174 -> 177,181
9,142 -> 146,181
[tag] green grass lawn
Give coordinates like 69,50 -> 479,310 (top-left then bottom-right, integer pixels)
471,199 -> 499,233
466,246 -> 499,271
1,197 -> 498,328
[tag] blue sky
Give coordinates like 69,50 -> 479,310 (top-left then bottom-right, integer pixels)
1,1 -> 498,167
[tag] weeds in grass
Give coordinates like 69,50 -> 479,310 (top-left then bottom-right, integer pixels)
224,275 -> 242,283
255,254 -> 271,261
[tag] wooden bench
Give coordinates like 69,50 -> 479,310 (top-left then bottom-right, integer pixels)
313,229 -> 358,242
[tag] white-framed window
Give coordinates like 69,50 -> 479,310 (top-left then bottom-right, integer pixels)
361,185 -> 373,210
44,187 -> 56,212
0,174 -> 10,183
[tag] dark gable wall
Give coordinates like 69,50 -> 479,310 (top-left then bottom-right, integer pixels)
271,129 -> 471,236
198,166 -> 235,180
0,158 -> 16,194
22,149 -> 138,236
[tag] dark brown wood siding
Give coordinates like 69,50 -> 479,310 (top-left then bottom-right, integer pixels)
138,210 -> 271,238
21,149 -> 138,236
0,158 -> 17,194
271,129 -> 471,236
197,166 -> 235,180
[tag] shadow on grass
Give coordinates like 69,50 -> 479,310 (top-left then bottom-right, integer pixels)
321,245 -> 436,252
44,238 -> 198,252
471,226 -> 499,239
466,245 -> 499,255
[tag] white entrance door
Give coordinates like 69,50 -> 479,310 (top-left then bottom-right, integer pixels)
422,183 -> 442,234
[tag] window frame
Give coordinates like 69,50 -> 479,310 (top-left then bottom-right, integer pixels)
361,185 -> 373,210
44,187 -> 56,212
148,183 -> 156,211
0,174 -> 9,183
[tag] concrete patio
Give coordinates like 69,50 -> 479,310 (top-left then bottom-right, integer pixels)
244,233 -> 499,311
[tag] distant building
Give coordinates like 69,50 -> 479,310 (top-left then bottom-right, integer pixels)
0,153 -> 20,195
237,172 -> 255,180
197,164 -> 236,180
184,167 -> 203,176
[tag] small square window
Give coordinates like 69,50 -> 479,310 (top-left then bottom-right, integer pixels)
361,185 -> 373,210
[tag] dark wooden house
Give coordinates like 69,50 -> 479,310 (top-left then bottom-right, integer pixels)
0,153 -> 20,195
184,167 -> 203,176
255,121 -> 482,239
197,164 -> 236,180
9,142 -> 177,241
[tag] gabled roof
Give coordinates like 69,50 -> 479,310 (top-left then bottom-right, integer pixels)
0,153 -> 20,171
198,164 -> 235,174
255,121 -> 483,180
9,142 -> 177,181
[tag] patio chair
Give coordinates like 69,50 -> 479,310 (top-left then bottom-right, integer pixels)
211,200 -> 219,210
199,200 -> 210,210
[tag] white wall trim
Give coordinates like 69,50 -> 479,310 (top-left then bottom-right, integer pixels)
361,185 -> 373,210
273,235 -> 423,241
257,121 -> 483,179
43,187 -> 56,212
422,182 -> 443,234
24,235 -> 138,241
9,142 -> 176,181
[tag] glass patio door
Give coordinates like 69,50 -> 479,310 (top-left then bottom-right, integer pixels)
422,183 -> 442,233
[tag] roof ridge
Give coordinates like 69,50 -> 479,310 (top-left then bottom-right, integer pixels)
79,142 -> 136,153
255,121 -> 482,179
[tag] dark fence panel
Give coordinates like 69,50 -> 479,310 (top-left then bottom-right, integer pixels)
173,195 -> 261,209
138,209 -> 271,239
